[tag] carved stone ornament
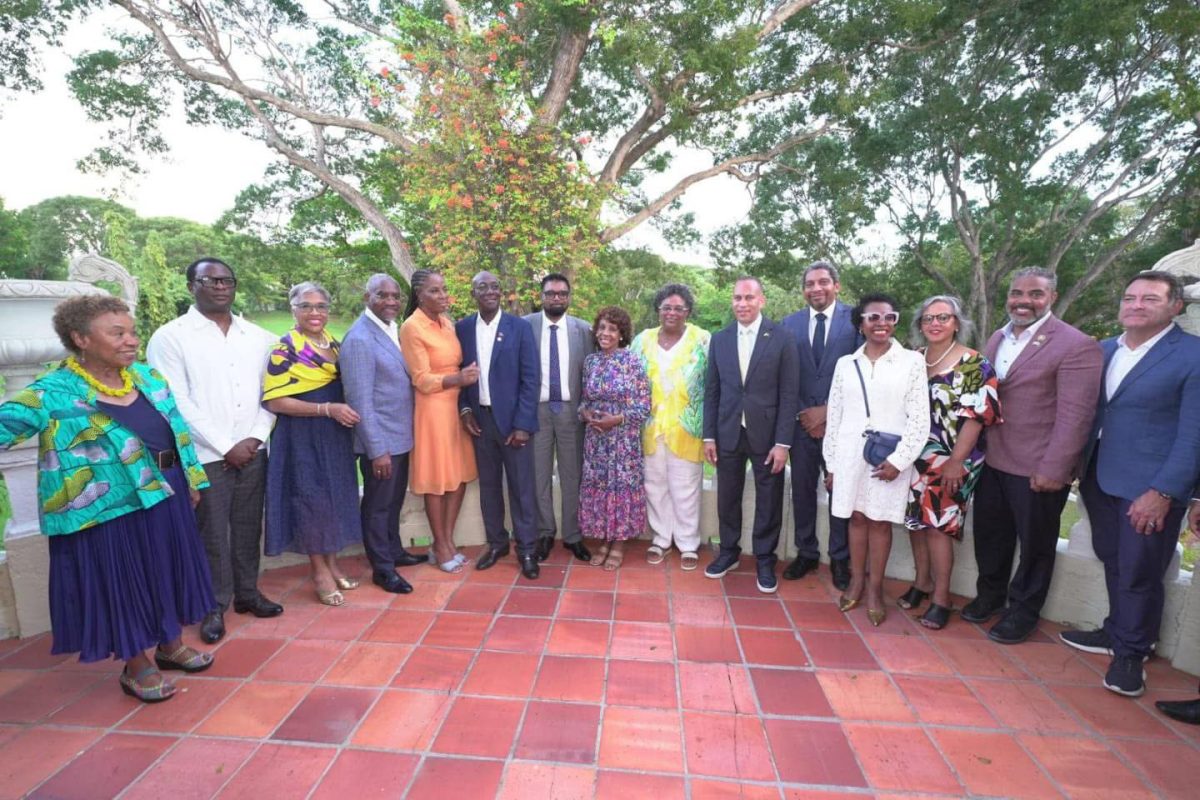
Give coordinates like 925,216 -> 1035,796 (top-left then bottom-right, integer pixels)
1151,239 -> 1200,335
68,254 -> 140,311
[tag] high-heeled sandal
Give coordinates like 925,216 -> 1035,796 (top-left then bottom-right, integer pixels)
316,587 -> 345,606
838,594 -> 860,613
334,576 -> 360,590
867,608 -> 887,627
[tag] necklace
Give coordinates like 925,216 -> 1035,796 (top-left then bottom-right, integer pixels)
304,330 -> 332,349
65,355 -> 134,397
925,342 -> 956,368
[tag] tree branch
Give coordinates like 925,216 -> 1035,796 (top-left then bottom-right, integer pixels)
600,125 -> 830,243
757,0 -> 820,41
534,26 -> 591,127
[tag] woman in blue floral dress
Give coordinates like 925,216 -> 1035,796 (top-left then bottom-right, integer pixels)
902,296 -> 1001,629
578,306 -> 651,570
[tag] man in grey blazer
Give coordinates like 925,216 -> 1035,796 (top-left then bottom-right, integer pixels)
340,274 -> 428,594
524,273 -> 594,563
966,267 -> 1103,644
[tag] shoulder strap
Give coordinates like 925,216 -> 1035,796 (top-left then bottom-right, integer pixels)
852,359 -> 872,424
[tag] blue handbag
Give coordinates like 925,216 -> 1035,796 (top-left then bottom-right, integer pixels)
853,360 -> 902,467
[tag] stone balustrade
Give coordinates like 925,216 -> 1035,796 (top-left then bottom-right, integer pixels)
2,247 -> 1198,675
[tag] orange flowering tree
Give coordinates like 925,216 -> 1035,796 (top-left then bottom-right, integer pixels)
382,9 -> 602,313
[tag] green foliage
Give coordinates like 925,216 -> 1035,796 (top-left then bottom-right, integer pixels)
0,197 -> 30,277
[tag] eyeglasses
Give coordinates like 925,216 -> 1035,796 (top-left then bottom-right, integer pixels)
919,313 -> 955,325
543,290 -> 570,299
861,312 -> 899,324
658,305 -> 689,314
293,303 -> 331,313
195,276 -> 237,288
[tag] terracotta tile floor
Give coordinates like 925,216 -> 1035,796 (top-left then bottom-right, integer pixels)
2,539 -> 1198,799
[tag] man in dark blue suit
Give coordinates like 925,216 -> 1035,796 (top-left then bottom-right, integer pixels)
703,276 -> 800,593
456,271 -> 541,580
780,261 -> 860,589
1059,271 -> 1200,697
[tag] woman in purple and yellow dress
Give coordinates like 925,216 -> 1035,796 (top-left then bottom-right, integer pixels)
902,295 -> 1001,629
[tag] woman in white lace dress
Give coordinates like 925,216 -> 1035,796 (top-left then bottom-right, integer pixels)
823,293 -> 930,626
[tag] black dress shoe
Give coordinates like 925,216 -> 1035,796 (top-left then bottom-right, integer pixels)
200,610 -> 225,644
563,540 -> 591,562
519,554 -> 540,580
534,536 -> 554,562
782,556 -> 819,581
476,545 -> 510,570
960,596 -> 1006,624
1156,697 -> 1200,725
233,595 -> 284,618
372,571 -> 413,594
394,549 -> 429,567
830,558 -> 851,591
987,612 -> 1037,645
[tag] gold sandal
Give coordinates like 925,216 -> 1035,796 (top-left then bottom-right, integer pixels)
316,587 -> 345,606
334,576 -> 360,590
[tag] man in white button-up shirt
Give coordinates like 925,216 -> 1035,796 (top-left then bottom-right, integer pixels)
147,257 -> 283,643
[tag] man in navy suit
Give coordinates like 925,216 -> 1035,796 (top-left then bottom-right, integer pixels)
780,261 -> 860,589
703,276 -> 800,593
340,274 -> 429,594
1059,271 -> 1200,697
456,271 -> 541,580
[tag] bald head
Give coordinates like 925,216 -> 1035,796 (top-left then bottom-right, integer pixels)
472,270 -> 502,320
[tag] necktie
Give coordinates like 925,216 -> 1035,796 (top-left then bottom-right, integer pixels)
812,312 -> 827,366
549,323 -> 563,414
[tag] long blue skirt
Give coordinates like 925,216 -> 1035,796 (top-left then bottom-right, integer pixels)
48,464 -> 215,662
264,380 -> 362,556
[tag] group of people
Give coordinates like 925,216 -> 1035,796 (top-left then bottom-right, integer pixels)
0,256 -> 1197,717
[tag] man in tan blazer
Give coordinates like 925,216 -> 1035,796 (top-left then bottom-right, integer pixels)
963,267 -> 1103,644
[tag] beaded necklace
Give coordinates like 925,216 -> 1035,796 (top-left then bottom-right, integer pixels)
64,355 -> 134,397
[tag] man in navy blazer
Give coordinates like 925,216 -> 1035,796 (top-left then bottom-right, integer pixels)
780,261 -> 860,589
1059,271 -> 1200,697
456,271 -> 541,580
702,276 -> 800,593
340,274 -> 429,594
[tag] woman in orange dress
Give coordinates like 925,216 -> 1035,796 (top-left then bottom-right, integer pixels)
399,270 -> 480,572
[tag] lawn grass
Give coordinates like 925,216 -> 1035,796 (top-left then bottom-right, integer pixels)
247,311 -> 352,339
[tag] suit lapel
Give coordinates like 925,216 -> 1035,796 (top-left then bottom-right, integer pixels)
796,309 -> 816,370
490,314 -> 511,370
364,316 -> 405,368
744,318 -> 774,384
1108,328 -> 1178,402
1004,317 -> 1057,378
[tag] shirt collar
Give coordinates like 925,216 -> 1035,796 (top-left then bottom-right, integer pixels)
1003,311 -> 1054,343
184,304 -> 250,333
479,310 -> 503,329
738,314 -> 763,337
1116,322 -> 1175,353
364,306 -> 397,333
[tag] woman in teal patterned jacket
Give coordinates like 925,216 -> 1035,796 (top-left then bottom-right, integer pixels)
0,295 -> 217,703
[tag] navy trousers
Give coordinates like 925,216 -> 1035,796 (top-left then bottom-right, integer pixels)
716,427 -> 786,566
474,406 -> 538,556
1081,460 -> 1185,658
358,452 -> 410,574
790,430 -> 849,561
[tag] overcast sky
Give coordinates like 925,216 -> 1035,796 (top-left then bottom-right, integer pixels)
0,17 -> 751,269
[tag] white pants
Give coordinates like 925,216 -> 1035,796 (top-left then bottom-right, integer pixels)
644,437 -> 703,553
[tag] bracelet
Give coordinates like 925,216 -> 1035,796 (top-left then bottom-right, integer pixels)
318,402 -> 329,417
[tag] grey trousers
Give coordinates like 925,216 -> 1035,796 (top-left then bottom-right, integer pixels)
196,450 -> 266,610
532,400 -> 584,543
